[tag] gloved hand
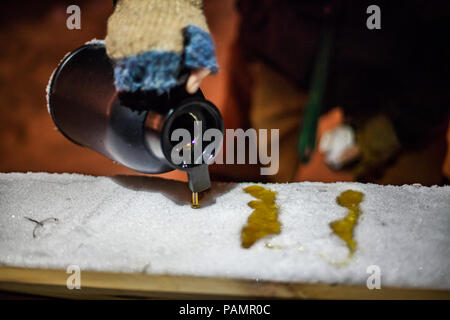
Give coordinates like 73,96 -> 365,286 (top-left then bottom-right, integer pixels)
353,114 -> 401,180
106,0 -> 218,94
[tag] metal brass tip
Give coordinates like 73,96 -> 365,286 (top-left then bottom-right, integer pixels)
191,192 -> 200,209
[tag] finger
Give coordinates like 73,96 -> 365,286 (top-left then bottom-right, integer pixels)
186,68 -> 211,94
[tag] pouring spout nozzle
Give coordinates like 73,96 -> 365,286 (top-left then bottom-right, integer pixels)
187,164 -> 211,208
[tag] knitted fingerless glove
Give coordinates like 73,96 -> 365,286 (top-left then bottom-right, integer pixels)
106,0 -> 218,93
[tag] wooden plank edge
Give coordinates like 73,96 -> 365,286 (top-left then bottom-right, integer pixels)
0,267 -> 449,300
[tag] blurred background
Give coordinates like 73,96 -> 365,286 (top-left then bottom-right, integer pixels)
0,0 -> 449,185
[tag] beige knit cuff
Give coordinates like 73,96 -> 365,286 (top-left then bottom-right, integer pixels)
106,0 -> 210,59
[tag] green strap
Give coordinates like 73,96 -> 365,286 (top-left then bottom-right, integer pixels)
297,24 -> 333,163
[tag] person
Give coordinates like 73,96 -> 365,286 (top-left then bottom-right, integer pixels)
106,0 -> 450,184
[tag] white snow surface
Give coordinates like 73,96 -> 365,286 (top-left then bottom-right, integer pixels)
0,172 -> 449,289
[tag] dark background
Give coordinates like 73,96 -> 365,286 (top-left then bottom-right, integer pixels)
0,0 -> 448,185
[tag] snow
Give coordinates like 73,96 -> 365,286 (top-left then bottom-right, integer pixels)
319,124 -> 356,169
0,172 -> 449,289
84,38 -> 105,46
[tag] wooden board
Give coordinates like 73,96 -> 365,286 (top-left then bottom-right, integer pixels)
0,267 -> 449,300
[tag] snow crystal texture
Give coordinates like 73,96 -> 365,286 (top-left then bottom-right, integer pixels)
0,173 -> 449,289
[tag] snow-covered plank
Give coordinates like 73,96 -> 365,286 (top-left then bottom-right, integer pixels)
0,173 -> 449,291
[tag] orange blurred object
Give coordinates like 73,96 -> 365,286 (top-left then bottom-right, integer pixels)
295,108 -> 354,182
441,121 -> 450,180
